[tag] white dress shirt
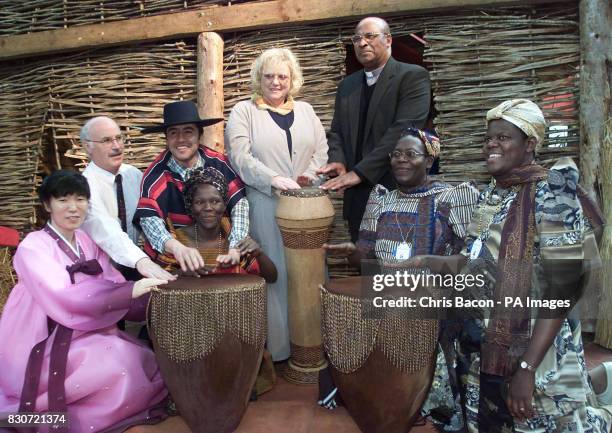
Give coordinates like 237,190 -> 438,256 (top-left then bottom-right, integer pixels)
82,161 -> 147,268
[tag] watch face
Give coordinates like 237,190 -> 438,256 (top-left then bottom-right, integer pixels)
520,361 -> 528,369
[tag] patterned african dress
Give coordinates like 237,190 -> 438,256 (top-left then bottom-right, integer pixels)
156,218 -> 261,276
358,180 -> 479,432
459,158 -> 612,433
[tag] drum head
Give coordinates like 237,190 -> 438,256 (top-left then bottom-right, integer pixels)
323,276 -> 373,298
162,273 -> 264,291
279,187 -> 328,198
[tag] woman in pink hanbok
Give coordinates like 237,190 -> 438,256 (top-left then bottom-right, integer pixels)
0,170 -> 169,432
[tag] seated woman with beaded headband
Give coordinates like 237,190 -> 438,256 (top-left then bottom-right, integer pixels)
322,127 -> 479,431
157,166 -> 277,283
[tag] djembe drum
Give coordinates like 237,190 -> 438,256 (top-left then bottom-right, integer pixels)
320,276 -> 438,433
275,187 -> 335,384
148,274 -> 266,433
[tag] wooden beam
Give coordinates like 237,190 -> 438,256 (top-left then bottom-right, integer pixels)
579,0 -> 609,201
0,0 -> 559,61
197,32 -> 225,153
582,0 -> 612,348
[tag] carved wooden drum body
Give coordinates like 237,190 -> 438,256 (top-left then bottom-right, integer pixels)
320,276 -> 438,433
148,274 -> 266,433
275,188 -> 335,384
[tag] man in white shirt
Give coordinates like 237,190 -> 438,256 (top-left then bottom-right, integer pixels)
80,116 -> 175,280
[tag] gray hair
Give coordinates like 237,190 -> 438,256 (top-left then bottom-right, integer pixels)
356,17 -> 391,35
80,116 -> 116,154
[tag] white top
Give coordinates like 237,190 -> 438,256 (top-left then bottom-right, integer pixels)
82,161 -> 147,268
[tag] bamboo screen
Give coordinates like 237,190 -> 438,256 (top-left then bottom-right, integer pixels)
422,7 -> 580,183
0,41 -> 198,232
0,60 -> 50,231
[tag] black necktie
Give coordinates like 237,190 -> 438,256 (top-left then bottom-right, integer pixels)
115,174 -> 128,233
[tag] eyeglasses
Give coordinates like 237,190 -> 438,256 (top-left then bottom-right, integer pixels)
88,134 -> 125,145
389,150 -> 426,160
351,32 -> 389,44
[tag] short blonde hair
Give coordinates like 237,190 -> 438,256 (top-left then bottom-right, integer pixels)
250,48 -> 304,98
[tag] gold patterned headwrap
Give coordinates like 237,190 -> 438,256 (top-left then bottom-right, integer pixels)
401,127 -> 441,158
486,99 -> 547,150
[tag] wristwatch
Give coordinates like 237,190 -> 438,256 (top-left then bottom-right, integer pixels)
519,359 -> 537,372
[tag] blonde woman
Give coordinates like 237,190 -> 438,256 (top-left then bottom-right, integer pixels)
225,48 -> 328,361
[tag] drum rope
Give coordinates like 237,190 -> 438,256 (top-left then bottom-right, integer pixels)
147,283 -> 266,363
320,287 -> 438,374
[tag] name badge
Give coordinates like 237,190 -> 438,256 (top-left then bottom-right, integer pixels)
470,238 -> 482,260
395,242 -> 412,260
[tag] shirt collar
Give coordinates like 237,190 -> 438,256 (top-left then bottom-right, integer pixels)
168,152 -> 204,180
87,161 -> 124,180
364,62 -> 386,86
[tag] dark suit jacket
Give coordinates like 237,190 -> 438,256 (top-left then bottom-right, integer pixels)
327,57 -> 431,220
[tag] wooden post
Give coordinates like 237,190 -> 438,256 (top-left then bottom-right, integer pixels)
197,32 -> 225,153
579,0 -> 612,347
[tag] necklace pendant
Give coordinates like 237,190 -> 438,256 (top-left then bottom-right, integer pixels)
470,238 -> 482,260
395,242 -> 412,260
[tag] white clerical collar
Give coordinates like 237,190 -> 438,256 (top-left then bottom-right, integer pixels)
364,63 -> 386,86
47,222 -> 81,258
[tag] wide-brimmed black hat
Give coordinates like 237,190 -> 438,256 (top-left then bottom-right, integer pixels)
141,100 -> 224,134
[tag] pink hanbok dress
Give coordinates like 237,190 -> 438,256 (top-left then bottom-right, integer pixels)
0,225 -> 168,432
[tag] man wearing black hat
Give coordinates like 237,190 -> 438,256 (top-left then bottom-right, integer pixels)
133,100 -> 249,272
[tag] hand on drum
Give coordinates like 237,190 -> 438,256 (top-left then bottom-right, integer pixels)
132,278 -> 168,298
135,257 -> 177,280
165,239 -> 205,272
271,176 -> 301,190
236,237 -> 262,258
173,268 -> 209,278
296,174 -> 315,187
316,162 -> 347,178
216,248 -> 241,268
322,242 -> 356,256
319,170 -> 361,192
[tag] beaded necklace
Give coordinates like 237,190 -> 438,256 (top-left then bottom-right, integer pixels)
469,181 -> 519,260
194,224 -> 224,255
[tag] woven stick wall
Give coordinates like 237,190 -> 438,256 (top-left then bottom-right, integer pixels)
422,6 -> 580,183
46,42 -> 198,171
0,41 -> 198,234
0,60 -> 49,232
0,0 -> 257,36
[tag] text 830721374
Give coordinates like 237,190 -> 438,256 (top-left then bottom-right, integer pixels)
1,412 -> 69,428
